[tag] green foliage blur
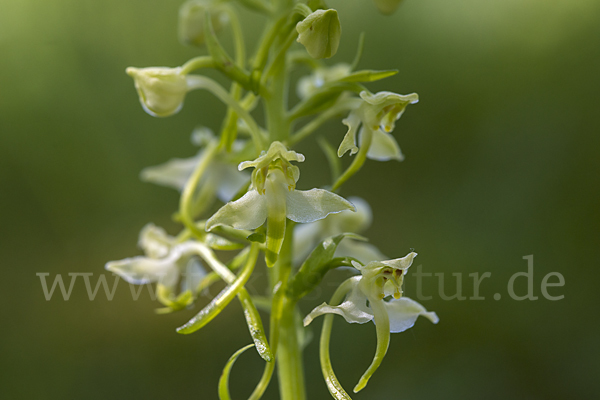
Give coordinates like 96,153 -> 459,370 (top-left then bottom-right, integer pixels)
1,0 -> 599,398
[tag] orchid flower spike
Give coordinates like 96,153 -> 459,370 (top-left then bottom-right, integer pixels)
304,252 -> 438,393
105,224 -> 207,312
140,128 -> 249,216
338,90 -> 419,161
206,141 -> 355,267
293,196 -> 386,265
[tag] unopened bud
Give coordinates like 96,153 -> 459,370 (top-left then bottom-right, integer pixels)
296,9 -> 341,59
126,67 -> 188,117
178,0 -> 228,47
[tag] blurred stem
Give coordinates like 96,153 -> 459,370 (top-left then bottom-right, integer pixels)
186,75 -> 267,151
287,99 -> 360,146
220,6 -> 245,151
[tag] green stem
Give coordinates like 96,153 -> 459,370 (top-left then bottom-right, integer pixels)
319,277 -> 356,400
274,222 -> 306,400
278,297 -> 306,400
180,56 -> 216,75
265,55 -> 290,142
186,75 -> 267,151
179,140 -> 219,238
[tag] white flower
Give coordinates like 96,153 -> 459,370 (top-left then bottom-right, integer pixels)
304,252 -> 438,392
296,63 -> 352,99
206,141 -> 355,266
105,224 -> 207,311
126,66 -> 192,117
140,128 -> 249,206
293,197 -> 386,265
338,90 -> 419,161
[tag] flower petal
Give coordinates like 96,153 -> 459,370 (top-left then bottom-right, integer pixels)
305,291 -> 373,329
181,258 -> 207,295
138,223 -> 174,258
206,189 -> 267,230
330,196 -> 372,234
360,90 -> 419,107
364,129 -> 404,161
105,254 -> 178,285
335,241 -> 387,263
214,162 -> 250,203
238,141 -> 304,171
380,251 -> 417,272
384,297 -> 439,333
338,112 -> 361,157
286,189 -> 355,224
140,154 -> 200,191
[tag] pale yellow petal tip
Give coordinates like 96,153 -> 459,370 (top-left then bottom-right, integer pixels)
427,312 -> 440,324
353,379 -> 368,393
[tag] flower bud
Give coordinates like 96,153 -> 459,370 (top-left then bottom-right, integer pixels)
126,67 -> 188,117
372,0 -> 404,15
178,0 -> 228,47
296,9 -> 341,59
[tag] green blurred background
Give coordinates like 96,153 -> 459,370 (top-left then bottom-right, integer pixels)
1,0 -> 599,398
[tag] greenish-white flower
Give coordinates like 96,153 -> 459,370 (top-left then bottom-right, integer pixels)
304,252 -> 438,392
178,0 -> 229,47
105,224 -> 207,312
296,9 -> 341,59
293,196 -> 386,265
126,66 -> 192,117
296,63 -> 352,99
140,128 -> 249,213
206,141 -> 355,266
372,0 -> 404,15
338,90 -> 419,161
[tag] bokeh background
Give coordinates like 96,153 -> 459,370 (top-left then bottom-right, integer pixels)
1,0 -> 599,398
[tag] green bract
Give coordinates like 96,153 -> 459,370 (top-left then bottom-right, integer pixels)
206,141 -> 355,266
296,9 -> 341,59
125,66 -> 190,117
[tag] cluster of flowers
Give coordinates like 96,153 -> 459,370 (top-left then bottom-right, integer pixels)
108,0 -> 437,398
